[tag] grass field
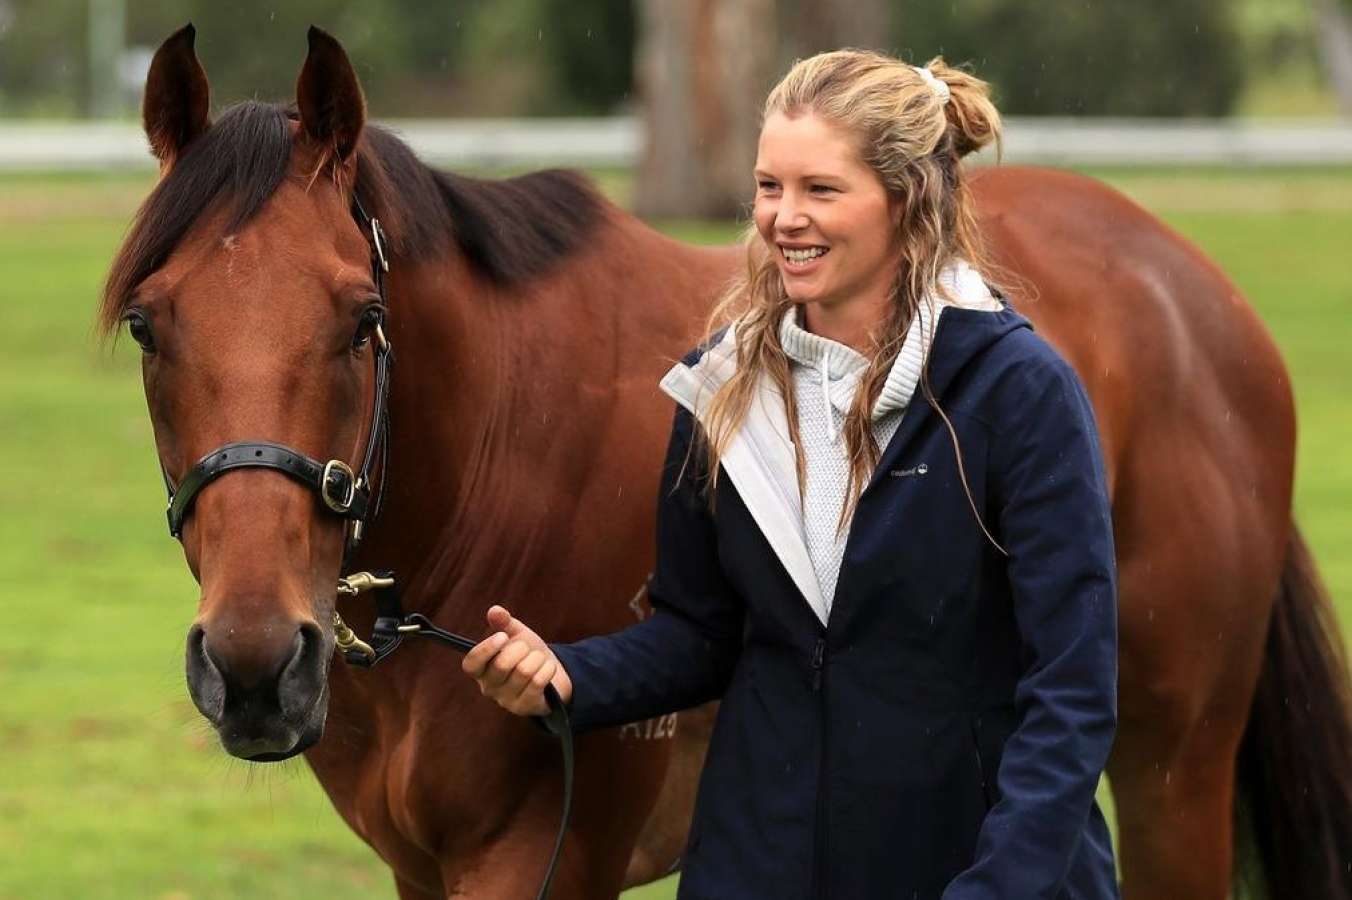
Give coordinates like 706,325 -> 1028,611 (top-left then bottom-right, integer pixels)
0,166 -> 1348,899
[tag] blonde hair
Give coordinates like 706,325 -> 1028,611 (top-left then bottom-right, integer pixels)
695,50 -> 1007,540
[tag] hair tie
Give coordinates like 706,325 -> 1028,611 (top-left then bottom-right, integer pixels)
912,65 -> 951,106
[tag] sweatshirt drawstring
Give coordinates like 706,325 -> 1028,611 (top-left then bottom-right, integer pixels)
819,354 -> 838,444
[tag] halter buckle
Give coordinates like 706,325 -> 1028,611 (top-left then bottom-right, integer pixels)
321,459 -> 357,513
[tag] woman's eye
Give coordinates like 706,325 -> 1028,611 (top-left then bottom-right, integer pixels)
124,312 -> 156,353
810,184 -> 838,194
352,306 -> 385,350
757,180 -> 779,191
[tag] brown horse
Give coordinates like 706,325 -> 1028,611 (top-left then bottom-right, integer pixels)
104,25 -> 1350,900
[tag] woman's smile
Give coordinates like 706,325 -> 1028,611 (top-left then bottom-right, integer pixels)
779,243 -> 831,273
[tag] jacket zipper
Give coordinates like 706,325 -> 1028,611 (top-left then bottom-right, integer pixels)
810,636 -> 828,899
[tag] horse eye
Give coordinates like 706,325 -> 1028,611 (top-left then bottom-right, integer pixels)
352,306 -> 384,350
125,311 -> 156,353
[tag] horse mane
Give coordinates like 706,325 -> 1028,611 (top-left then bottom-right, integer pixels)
100,100 -> 605,334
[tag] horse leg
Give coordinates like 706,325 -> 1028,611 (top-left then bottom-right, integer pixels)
1107,495 -> 1276,900
438,740 -> 653,900
1108,707 -> 1247,900
441,827 -> 625,900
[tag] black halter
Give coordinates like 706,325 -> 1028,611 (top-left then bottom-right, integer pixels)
154,199 -> 574,900
161,199 -> 393,549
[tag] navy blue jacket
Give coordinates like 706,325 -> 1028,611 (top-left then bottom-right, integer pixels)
550,301 -> 1119,900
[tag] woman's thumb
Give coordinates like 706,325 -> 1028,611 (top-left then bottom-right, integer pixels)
486,604 -> 529,638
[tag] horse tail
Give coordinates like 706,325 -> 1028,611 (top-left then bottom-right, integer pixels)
1234,523 -> 1352,899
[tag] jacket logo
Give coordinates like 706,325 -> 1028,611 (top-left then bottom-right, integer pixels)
890,463 -> 929,478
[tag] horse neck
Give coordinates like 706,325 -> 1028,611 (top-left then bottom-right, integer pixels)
357,253 -> 595,627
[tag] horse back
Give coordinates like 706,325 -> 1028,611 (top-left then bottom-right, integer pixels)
970,166 -> 1294,508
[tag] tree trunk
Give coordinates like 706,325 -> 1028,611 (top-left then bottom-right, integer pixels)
633,0 -> 777,219
1313,0 -> 1352,116
779,0 -> 890,64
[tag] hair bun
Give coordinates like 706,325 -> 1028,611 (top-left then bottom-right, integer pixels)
924,56 -> 1001,160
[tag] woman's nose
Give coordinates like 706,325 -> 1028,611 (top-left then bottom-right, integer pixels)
775,195 -> 810,233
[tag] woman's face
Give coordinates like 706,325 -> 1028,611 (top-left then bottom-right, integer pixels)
753,110 -> 900,312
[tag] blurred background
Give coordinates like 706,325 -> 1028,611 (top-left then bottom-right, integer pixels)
1,1 -> 1349,898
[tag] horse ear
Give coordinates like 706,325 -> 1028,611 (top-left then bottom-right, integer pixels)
143,24 -> 211,165
296,26 -> 366,162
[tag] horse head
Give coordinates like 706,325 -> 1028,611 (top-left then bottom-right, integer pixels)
105,25 -> 384,761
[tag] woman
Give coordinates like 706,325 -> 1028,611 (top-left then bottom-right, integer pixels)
464,50 -> 1119,900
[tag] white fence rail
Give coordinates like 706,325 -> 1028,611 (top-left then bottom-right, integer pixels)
1,117 -> 1350,171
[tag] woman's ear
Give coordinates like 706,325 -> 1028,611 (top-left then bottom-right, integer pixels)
142,24 -> 211,168
295,26 -> 366,163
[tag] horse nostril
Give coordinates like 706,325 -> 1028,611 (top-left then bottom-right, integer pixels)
291,621 -> 325,671
277,621 -> 327,720
298,620 -> 323,652
185,623 -> 226,724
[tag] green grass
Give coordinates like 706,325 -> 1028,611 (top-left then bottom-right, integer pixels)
1,167 -> 1349,899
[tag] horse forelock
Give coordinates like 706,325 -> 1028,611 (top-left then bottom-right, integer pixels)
101,101 -> 292,335
101,100 -> 607,337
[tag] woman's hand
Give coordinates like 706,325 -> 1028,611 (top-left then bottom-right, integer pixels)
462,605 -> 573,716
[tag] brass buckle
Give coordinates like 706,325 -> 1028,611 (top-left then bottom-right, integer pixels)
321,459 -> 357,513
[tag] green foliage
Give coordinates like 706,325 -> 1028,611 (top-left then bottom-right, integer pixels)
893,0 -> 1247,116
0,0 -> 93,115
0,0 -> 632,118
0,0 -> 1311,119
538,0 -> 635,112
125,1 -> 478,117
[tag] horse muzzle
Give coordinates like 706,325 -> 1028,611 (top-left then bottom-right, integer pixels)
185,616 -> 332,761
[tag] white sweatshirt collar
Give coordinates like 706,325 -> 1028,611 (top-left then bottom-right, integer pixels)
777,257 -> 1002,424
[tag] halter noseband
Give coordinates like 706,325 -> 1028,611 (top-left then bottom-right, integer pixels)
160,199 -> 393,551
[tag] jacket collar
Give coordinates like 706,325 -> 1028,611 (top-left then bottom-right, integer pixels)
660,325 -> 827,620
659,297 -> 1032,626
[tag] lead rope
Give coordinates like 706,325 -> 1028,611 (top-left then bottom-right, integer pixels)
334,573 -> 574,900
